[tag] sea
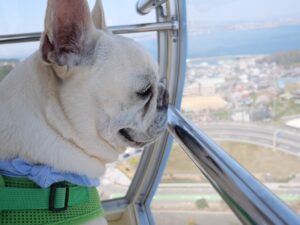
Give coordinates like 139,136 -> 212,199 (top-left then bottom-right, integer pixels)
140,24 -> 300,60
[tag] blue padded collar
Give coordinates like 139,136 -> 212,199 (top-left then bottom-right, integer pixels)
0,158 -> 99,188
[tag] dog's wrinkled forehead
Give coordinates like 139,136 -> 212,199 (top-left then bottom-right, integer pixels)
91,33 -> 159,88
97,35 -> 158,71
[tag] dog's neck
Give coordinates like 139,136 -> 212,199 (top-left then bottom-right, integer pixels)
0,52 -> 119,178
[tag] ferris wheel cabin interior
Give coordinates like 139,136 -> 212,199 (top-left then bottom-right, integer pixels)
0,0 -> 300,224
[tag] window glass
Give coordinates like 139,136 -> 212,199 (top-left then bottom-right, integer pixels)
183,0 -> 300,213
151,144 -> 242,225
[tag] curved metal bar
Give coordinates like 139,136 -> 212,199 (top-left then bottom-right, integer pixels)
127,0 -> 187,224
0,22 -> 178,45
0,32 -> 41,45
167,106 -> 300,225
136,0 -> 167,15
111,21 -> 178,34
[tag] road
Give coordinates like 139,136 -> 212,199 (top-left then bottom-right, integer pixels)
198,122 -> 300,156
153,211 -> 242,225
100,182 -> 300,203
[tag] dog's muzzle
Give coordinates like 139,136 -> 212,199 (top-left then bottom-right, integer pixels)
118,85 -> 169,147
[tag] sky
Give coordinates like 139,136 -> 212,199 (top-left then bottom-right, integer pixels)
0,0 -> 300,59
0,0 -> 155,34
188,0 -> 300,23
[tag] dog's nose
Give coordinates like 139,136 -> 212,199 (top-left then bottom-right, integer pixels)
157,84 -> 169,111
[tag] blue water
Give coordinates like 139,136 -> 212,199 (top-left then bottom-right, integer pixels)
188,25 -> 300,58
140,25 -> 300,59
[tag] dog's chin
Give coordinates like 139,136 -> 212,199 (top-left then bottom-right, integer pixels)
118,128 -> 150,148
117,113 -> 168,149
126,140 -> 150,148
118,128 -> 159,148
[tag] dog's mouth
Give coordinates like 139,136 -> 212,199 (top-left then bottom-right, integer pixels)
119,128 -> 146,147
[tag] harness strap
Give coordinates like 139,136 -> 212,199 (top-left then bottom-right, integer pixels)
0,183 -> 89,210
0,175 -> 104,225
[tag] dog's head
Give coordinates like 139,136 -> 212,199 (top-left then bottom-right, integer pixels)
40,0 -> 168,151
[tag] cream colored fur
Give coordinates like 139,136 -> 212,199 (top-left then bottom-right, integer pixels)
0,0 -> 168,224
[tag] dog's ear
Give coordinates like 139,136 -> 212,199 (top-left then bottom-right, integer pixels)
92,0 -> 107,30
40,0 -> 95,68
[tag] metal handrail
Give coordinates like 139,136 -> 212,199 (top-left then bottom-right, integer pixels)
0,21 -> 178,45
167,106 -> 300,225
136,0 -> 167,15
128,0 -> 187,224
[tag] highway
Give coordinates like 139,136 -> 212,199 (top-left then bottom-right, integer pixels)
197,122 -> 300,156
99,182 -> 300,212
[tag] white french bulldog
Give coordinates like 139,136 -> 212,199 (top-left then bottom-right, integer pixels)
0,0 -> 168,224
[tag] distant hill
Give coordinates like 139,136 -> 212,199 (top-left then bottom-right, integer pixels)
258,50 -> 300,67
0,58 -> 19,63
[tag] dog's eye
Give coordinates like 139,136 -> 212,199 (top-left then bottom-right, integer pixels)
136,85 -> 152,98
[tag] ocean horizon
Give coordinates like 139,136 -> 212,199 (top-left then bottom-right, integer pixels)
139,24 -> 300,60
0,24 -> 300,61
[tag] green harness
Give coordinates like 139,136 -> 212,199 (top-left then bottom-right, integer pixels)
0,175 -> 104,225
